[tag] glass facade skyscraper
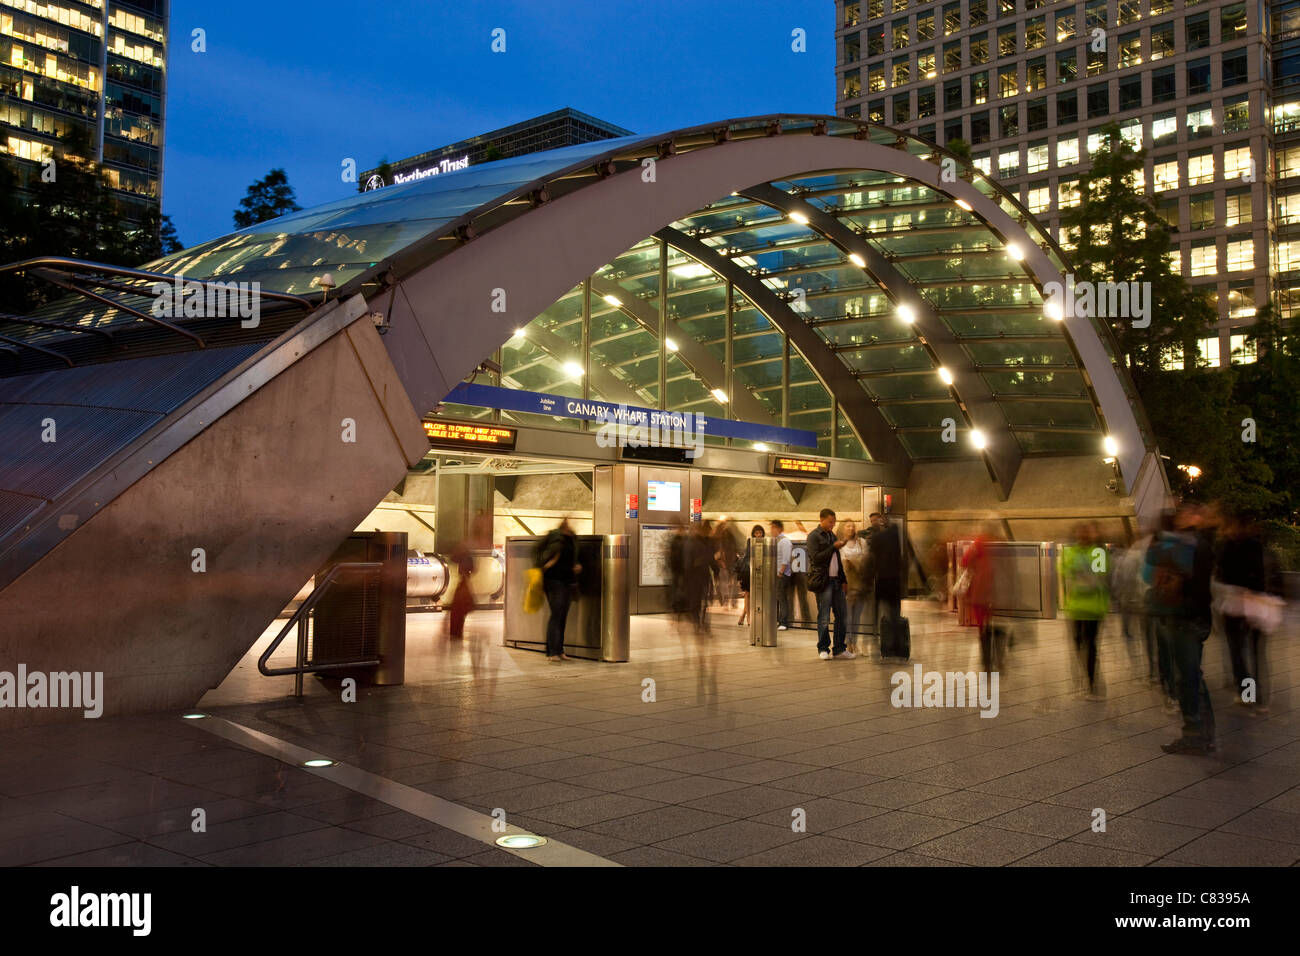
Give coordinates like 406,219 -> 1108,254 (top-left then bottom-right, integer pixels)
1,0 -> 167,225
835,0 -> 1286,367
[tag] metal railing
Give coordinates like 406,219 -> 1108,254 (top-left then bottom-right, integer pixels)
258,562 -> 383,697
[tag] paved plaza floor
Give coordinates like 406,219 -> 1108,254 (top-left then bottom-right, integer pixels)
1,601 -> 1297,866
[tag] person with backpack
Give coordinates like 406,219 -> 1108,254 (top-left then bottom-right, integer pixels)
537,517 -> 581,663
1144,504 -> 1217,754
1060,522 -> 1110,700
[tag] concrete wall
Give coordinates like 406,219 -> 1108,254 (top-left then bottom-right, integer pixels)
0,313 -> 426,727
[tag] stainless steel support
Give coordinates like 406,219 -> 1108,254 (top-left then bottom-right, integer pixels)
749,537 -> 778,647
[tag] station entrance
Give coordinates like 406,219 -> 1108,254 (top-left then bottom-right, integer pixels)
340,419 -> 905,660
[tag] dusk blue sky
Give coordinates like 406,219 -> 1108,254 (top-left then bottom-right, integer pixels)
165,0 -> 835,246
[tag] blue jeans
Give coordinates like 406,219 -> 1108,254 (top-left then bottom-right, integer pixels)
775,574 -> 792,627
1171,617 -> 1214,744
815,580 -> 847,655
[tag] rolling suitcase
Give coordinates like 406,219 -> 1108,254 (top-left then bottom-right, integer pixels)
880,615 -> 911,660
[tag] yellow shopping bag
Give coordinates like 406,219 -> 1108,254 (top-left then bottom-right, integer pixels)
523,567 -> 544,614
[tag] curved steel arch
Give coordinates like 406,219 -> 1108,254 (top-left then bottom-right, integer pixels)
373,121 -> 1145,488
738,182 -> 1021,498
658,227 -> 909,478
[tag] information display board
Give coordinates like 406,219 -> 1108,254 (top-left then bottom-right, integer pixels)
770,455 -> 830,477
646,479 -> 681,511
639,525 -> 676,586
423,420 -> 518,451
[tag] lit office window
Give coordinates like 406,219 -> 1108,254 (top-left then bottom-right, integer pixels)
943,2 -> 962,35
1157,198 -> 1180,229
1119,118 -> 1142,150
999,25 -> 1018,57
1056,11 -> 1076,41
1189,193 -> 1216,230
1190,242 -> 1217,277
1275,100 -> 1300,134
972,71 -> 989,105
1166,248 -> 1182,274
1059,178 -> 1081,208
893,20 -> 910,50
1117,0 -> 1141,24
1280,239 -> 1300,272
1222,3 -> 1248,38
944,41 -> 962,73
918,12 -> 935,40
893,56 -> 910,86
1085,0 -> 1107,29
1026,16 -> 1046,50
1277,146 -> 1300,179
999,65 -> 1019,97
970,0 -> 988,27
1223,144 -> 1252,181
1230,333 -> 1258,363
1186,104 -> 1214,140
1197,337 -> 1220,368
1150,0 -> 1173,11
1150,24 -> 1174,61
1027,182 -> 1050,213
843,70 -> 862,98
1223,190 -> 1252,228
919,50 -> 937,79
1226,237 -> 1254,271
1226,288 -> 1255,321
1119,32 -> 1141,68
971,36 -> 989,65
1153,158 -> 1180,191
1087,46 -> 1107,76
973,154 -> 992,175
1057,136 -> 1079,167
1152,111 -> 1177,146
1187,151 -> 1215,186
998,149 -> 1020,178
1276,193 -> 1300,227
1027,141 -> 1049,172
869,67 -> 886,92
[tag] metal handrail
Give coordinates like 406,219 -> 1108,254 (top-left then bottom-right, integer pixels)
259,561 -> 384,697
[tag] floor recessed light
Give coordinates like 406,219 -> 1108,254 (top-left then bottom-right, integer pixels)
496,834 -> 548,849
181,712 -> 207,719
303,758 -> 335,768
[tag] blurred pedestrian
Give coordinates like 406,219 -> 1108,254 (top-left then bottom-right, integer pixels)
446,540 -> 474,639
1145,504 -> 1217,754
808,508 -> 853,660
869,511 -> 902,638
1215,512 -> 1277,714
1114,523 -> 1156,681
840,519 -> 870,655
668,526 -> 688,623
1061,521 -> 1110,700
961,531 -> 998,672
684,522 -> 715,634
714,519 -> 740,609
736,524 -> 764,626
538,517 -> 582,663
770,519 -> 792,631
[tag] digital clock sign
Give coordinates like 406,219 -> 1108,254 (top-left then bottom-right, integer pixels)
770,455 -> 830,477
423,421 -> 518,451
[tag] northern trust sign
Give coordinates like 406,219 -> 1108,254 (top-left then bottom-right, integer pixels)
365,155 -> 471,190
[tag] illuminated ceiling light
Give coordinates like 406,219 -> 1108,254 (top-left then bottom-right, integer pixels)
512,327 -> 526,338
496,834 -> 548,849
938,367 -> 954,385
896,303 -> 916,324
1103,435 -> 1119,457
665,337 -> 679,352
754,442 -> 770,452
1006,243 -> 1025,261
711,388 -> 729,403
970,428 -> 988,450
671,263 -> 712,279
602,294 -> 623,308
181,712 -> 207,720
789,211 -> 810,226
848,252 -> 866,268
955,199 -> 973,211
303,758 -> 335,768
563,361 -> 584,378
1044,301 -> 1064,321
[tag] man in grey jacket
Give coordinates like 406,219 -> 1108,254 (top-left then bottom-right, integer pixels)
807,508 -> 854,660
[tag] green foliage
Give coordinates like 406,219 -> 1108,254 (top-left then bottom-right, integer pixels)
1059,124 -> 1215,375
233,168 -> 302,228
0,127 -> 179,314
1258,519 -> 1300,573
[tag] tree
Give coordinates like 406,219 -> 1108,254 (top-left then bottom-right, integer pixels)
1059,124 -> 1216,377
359,158 -> 394,193
233,168 -> 302,228
1231,302 -> 1300,521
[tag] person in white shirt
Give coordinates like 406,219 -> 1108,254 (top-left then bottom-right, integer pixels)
770,520 -> 793,630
